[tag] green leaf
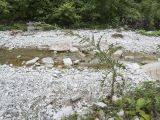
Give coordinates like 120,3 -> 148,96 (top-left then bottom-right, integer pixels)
140,117 -> 145,120
138,110 -> 151,120
126,110 -> 136,116
136,98 -> 145,109
126,98 -> 132,104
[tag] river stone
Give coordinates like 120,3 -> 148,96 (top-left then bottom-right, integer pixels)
141,62 -> 160,80
90,58 -> 99,64
140,60 -> 155,65
70,93 -> 82,102
70,47 -> 79,52
94,102 -> 107,108
78,52 -> 86,58
117,109 -> 124,117
53,106 -> 74,120
124,56 -> 135,60
37,45 -> 49,50
112,95 -> 122,102
108,118 -> 114,120
26,22 -> 34,31
49,43 -> 71,52
113,50 -> 123,58
41,57 -> 54,65
25,57 -> 39,65
8,47 -> 14,51
73,60 -> 80,65
63,58 -> 73,67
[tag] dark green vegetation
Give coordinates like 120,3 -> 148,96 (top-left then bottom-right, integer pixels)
0,0 -> 160,29
138,30 -> 160,37
63,81 -> 160,120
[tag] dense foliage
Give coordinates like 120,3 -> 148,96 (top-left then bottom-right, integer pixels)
0,0 -> 160,29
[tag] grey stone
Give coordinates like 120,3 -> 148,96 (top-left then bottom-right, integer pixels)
90,58 -> 99,64
49,43 -> 71,52
27,22 -> 34,31
41,57 -> 54,65
70,93 -> 82,102
73,60 -> 80,65
70,47 -> 79,53
53,106 -> 74,120
113,50 -> 123,58
25,57 -> 39,65
140,60 -> 155,65
94,102 -> 107,108
117,109 -> 124,117
124,56 -> 134,60
63,58 -> 73,67
141,62 -> 160,80
108,117 -> 114,120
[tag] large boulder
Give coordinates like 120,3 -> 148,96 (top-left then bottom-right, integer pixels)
141,62 -> 160,80
49,43 -> 71,52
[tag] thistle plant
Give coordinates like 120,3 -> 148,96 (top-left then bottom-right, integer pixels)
68,31 -> 125,101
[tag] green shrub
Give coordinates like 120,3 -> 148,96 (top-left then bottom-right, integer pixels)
0,0 -> 8,15
33,22 -> 57,31
138,30 -> 160,36
0,23 -> 26,31
0,0 -> 160,29
47,2 -> 81,26
11,23 -> 26,31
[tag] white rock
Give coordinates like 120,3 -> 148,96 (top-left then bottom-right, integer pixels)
27,22 -> 34,31
78,52 -> 86,57
70,93 -> 82,102
113,50 -> 123,58
158,58 -> 160,61
131,63 -> 140,69
112,95 -> 121,102
41,57 -> 54,65
16,55 -> 21,59
125,56 -> 134,60
141,62 -> 160,80
94,102 -> 107,108
117,109 -> 124,117
49,43 -> 71,52
53,106 -> 74,120
73,60 -> 80,65
63,58 -> 73,67
108,117 -> 114,120
133,116 -> 140,120
37,45 -> 49,50
8,47 -> 14,51
70,47 -> 79,52
25,57 -> 39,65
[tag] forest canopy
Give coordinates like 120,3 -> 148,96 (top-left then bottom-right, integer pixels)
0,0 -> 160,29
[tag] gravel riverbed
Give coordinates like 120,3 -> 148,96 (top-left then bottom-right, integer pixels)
0,63 -> 150,120
0,29 -> 159,119
0,29 -> 160,53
